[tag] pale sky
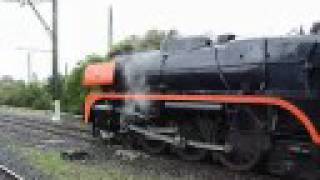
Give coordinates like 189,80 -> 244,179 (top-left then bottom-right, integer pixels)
0,0 -> 320,80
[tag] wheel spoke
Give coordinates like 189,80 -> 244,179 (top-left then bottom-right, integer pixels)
217,106 -> 268,171
138,135 -> 167,154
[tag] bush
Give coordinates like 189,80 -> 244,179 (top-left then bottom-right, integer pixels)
31,93 -> 52,110
0,81 -> 52,110
60,54 -> 106,114
0,54 -> 106,113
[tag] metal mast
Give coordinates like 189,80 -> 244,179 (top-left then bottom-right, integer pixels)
107,5 -> 113,55
52,0 -> 60,121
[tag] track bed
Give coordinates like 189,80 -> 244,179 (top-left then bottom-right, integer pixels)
0,106 -> 280,180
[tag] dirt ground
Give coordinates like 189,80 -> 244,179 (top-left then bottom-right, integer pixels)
0,106 -> 279,180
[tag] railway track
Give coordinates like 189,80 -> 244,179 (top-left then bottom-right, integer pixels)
0,118 -> 90,133
0,113 -> 282,180
0,165 -> 23,180
0,116 -> 94,142
1,114 -> 88,130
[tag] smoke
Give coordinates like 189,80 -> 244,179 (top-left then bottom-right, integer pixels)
118,51 -> 161,122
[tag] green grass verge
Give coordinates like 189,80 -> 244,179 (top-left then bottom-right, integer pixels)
2,133 -> 175,180
22,148 -> 135,180
3,140 -> 136,180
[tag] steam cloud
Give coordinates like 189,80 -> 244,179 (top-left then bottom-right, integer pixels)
118,51 -> 161,125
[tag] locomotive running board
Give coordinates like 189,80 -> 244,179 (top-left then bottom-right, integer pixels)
164,102 -> 222,110
128,125 -> 231,152
84,93 -> 320,147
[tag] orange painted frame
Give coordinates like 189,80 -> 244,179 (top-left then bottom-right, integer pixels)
82,61 -> 115,86
84,93 -> 320,146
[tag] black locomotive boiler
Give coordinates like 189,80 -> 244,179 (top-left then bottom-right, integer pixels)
83,35 -> 320,175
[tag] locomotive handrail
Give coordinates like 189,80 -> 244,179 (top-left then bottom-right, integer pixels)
84,93 -> 320,146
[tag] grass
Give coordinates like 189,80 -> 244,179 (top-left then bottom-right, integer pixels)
21,148 -> 135,180
1,135 -> 196,180
3,139 -> 138,180
7,141 -> 178,180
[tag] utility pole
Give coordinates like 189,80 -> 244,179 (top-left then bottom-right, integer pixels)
299,25 -> 305,35
28,0 -> 52,38
16,47 -> 51,84
64,62 -> 68,76
52,0 -> 60,121
27,52 -> 31,83
107,5 -> 113,55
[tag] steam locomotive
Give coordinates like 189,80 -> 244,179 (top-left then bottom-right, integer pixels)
83,35 -> 320,175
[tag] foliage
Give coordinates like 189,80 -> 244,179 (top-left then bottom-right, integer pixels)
25,149 -> 134,180
0,81 -> 52,110
60,54 -> 107,114
310,22 -> 320,35
0,54 -> 107,113
4,137 -> 137,180
111,29 -> 178,53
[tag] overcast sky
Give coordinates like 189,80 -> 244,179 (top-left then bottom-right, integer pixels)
0,0 -> 319,80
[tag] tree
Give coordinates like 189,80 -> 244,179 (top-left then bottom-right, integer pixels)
1,75 -> 14,82
310,22 -> 320,35
61,54 -> 107,114
110,29 -> 179,53
138,30 -> 166,50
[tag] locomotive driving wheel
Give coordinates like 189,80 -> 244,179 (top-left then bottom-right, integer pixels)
137,123 -> 168,154
217,106 -> 269,171
175,115 -> 214,161
138,136 -> 167,154
218,131 -> 263,171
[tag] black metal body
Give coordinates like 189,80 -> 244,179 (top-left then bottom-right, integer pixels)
115,35 -> 320,130
94,35 -> 320,175
116,35 -> 320,96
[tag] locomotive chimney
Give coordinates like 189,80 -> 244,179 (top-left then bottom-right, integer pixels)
217,34 -> 236,43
